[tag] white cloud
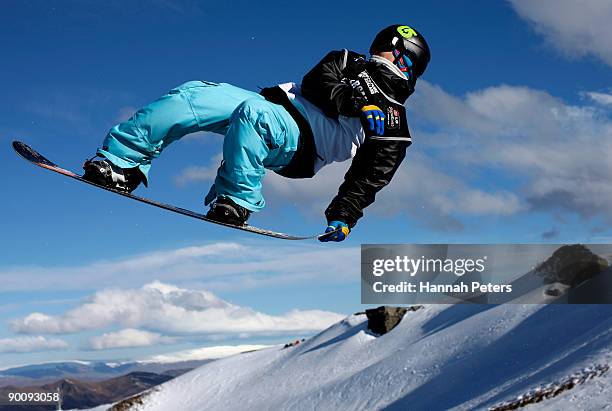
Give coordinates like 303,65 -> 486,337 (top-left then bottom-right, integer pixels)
266,145 -> 521,225
509,0 -> 612,66
408,80 -> 612,222
141,344 -> 271,363
0,242 -> 359,292
585,91 -> 612,106
0,336 -> 68,353
175,153 -> 223,186
11,281 -> 345,336
88,329 -> 174,350
264,162 -> 354,215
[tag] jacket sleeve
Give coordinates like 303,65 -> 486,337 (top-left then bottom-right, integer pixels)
325,138 -> 410,228
325,99 -> 412,228
301,50 -> 368,118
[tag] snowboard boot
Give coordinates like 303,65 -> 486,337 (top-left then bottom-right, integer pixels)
206,197 -> 251,226
82,157 -> 144,193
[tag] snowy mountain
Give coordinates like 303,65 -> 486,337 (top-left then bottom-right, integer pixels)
0,345 -> 268,387
106,303 -> 612,410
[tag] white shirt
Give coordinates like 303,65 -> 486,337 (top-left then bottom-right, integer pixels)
277,82 -> 365,174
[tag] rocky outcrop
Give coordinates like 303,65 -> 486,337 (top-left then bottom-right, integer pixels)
535,244 -> 608,287
364,305 -> 423,335
489,364 -> 609,410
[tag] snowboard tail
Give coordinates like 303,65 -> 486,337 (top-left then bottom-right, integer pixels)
12,141 -> 335,241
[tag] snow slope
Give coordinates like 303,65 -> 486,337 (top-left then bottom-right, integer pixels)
124,304 -> 612,411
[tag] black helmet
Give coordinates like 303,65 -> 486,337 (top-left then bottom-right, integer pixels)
370,24 -> 431,78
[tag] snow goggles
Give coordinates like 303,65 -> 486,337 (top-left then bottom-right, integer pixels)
392,49 -> 413,77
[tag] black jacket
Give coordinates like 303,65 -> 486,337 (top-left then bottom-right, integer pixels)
302,50 -> 415,228
261,49 -> 415,228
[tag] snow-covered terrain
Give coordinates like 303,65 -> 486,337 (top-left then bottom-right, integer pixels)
139,344 -> 270,363
114,304 -> 612,411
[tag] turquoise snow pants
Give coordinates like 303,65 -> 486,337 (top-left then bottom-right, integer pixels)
98,81 -> 300,212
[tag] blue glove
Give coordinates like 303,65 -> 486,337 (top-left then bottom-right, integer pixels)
319,220 -> 350,242
361,105 -> 385,136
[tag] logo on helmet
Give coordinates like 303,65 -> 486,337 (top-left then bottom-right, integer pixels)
397,25 -> 418,39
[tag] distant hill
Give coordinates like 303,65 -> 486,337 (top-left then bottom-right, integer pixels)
0,371 -> 179,411
0,360 -> 211,388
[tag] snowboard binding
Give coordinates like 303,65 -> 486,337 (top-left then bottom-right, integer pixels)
206,197 -> 251,226
83,157 -> 144,194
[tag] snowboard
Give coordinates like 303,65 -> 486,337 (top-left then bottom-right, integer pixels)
12,141 -> 337,241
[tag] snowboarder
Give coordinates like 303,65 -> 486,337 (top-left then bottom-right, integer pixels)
82,24 -> 430,242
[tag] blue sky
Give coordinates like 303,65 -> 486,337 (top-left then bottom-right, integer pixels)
1,0 -> 612,367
